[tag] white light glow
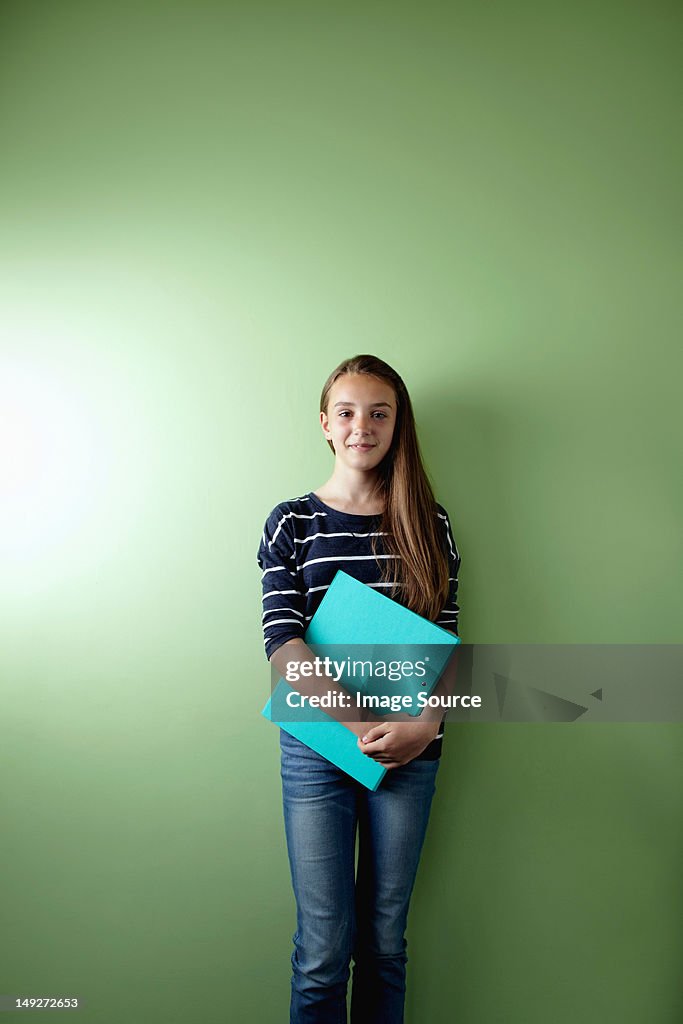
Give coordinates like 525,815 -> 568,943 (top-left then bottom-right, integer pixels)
0,358 -> 101,562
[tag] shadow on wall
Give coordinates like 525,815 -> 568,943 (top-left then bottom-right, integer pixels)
418,383 -> 552,644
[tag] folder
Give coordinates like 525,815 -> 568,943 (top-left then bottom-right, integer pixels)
262,570 -> 460,790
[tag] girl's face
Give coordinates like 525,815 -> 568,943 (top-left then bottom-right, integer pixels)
320,373 -> 397,471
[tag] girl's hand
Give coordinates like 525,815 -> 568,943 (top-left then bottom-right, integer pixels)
357,720 -> 440,769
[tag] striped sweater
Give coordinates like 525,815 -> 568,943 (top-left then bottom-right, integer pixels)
257,491 -> 461,760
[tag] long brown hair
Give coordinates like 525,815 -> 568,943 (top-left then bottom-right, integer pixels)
319,354 -> 450,621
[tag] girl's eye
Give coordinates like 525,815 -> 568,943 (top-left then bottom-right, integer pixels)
338,410 -> 351,417
372,412 -> 387,419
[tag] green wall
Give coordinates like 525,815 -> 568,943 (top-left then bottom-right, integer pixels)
1,2 -> 681,1021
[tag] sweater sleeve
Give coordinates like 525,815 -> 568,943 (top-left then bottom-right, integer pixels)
435,505 -> 461,635
257,505 -> 307,660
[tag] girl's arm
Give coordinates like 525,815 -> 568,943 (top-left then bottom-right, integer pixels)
259,505 -> 386,742
269,638 -> 384,740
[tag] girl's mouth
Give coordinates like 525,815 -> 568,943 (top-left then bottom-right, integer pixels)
349,444 -> 375,451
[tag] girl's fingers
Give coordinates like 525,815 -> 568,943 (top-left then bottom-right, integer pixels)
360,723 -> 390,743
358,737 -> 386,753
367,752 -> 402,767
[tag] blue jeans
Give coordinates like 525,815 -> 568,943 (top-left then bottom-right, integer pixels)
279,729 -> 440,1024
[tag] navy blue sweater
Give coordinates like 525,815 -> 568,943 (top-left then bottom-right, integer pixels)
258,491 -> 461,761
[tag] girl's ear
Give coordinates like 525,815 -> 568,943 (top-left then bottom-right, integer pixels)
320,409 -> 332,440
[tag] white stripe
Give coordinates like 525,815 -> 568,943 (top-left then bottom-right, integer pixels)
293,530 -> 388,546
261,565 -> 296,578
436,512 -> 457,561
263,589 -> 301,599
269,510 -> 328,548
297,553 -> 399,571
262,619 -> 304,629
263,608 -> 304,620
304,581 -> 400,596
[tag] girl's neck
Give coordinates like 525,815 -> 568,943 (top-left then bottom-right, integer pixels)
314,469 -> 385,516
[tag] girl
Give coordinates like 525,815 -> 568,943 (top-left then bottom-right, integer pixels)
257,354 -> 461,1024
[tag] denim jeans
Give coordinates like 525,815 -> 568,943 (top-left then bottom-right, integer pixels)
279,729 -> 440,1024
